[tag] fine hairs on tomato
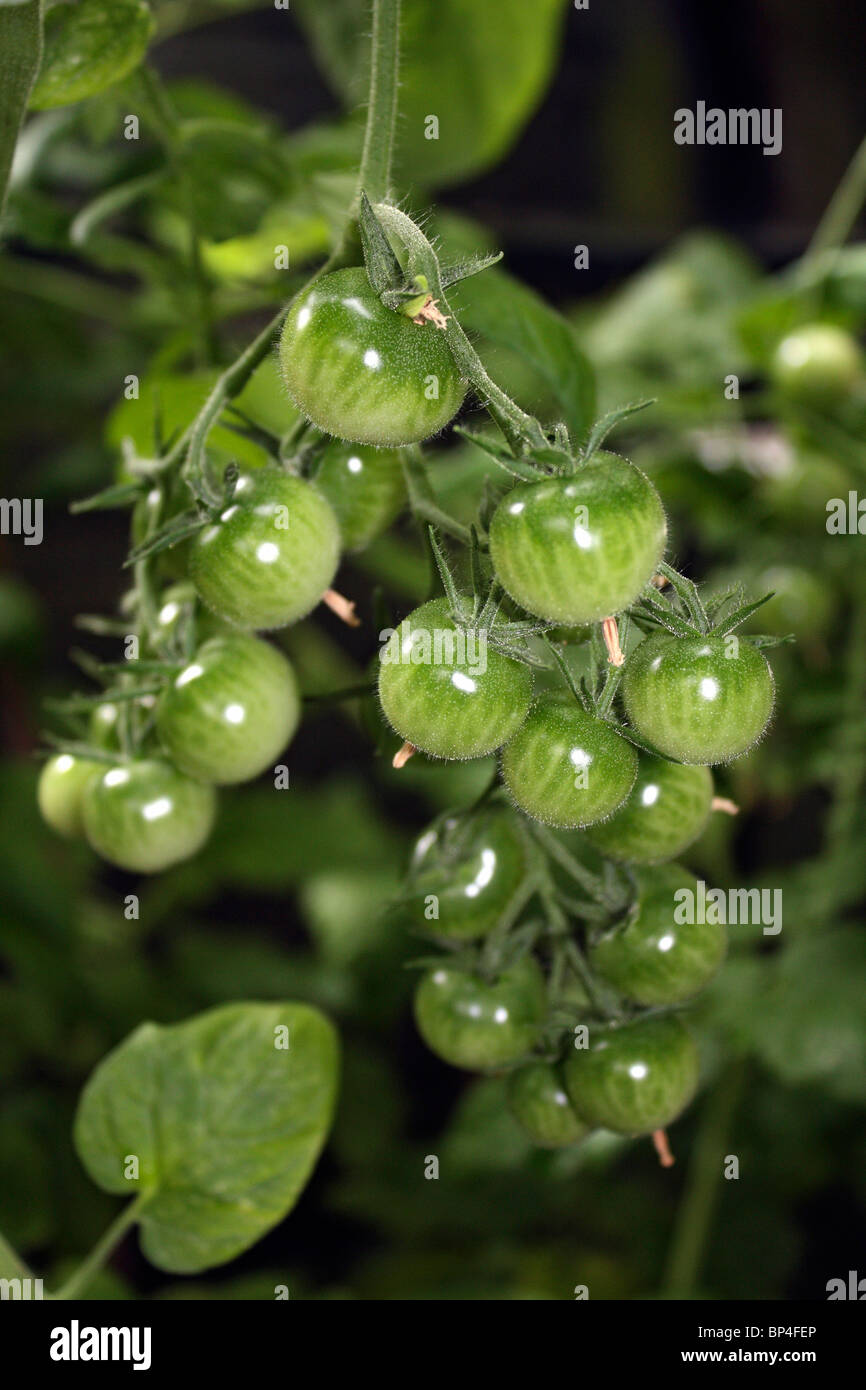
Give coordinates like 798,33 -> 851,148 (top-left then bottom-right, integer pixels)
280,268 -> 466,447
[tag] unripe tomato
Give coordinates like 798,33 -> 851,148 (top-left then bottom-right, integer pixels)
752,566 -> 833,640
404,805 -> 528,940
589,864 -> 726,1006
38,754 -> 102,838
622,634 -> 774,765
585,754 -> 713,864
83,759 -> 217,873
90,701 -> 122,750
30,0 -> 155,111
488,453 -> 666,624
189,469 -> 340,630
414,956 -> 547,1070
280,268 -> 465,446
156,634 -> 300,785
771,323 -> 863,407
563,1015 -> 699,1135
378,597 -> 533,760
500,692 -> 637,828
506,1061 -> 592,1147
313,440 -> 405,551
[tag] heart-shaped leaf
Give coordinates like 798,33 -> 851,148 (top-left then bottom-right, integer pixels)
74,1002 -> 339,1273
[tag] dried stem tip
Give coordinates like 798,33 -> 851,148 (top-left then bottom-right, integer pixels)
392,740 -> 416,769
711,796 -> 740,816
322,589 -> 361,628
602,616 -> 625,666
652,1128 -> 675,1168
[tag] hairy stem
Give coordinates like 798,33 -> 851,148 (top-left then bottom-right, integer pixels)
357,0 -> 401,206
49,1197 -> 146,1301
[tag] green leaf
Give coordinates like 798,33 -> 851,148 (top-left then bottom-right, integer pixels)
295,0 -> 569,187
453,268 -> 596,440
0,0 -> 42,227
29,0 -> 154,112
73,1001 -> 339,1274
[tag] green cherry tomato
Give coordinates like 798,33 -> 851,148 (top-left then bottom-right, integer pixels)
280,267 -> 465,446
563,1015 -> 699,1135
585,754 -> 713,864
83,759 -> 217,873
623,634 -> 775,765
589,864 -> 727,1006
414,956 -> 547,1070
488,453 -> 666,624
501,692 -> 637,829
506,1061 -> 592,1148
771,323 -> 863,407
30,0 -> 155,112
313,439 -> 406,551
38,754 -> 102,838
378,597 -> 533,760
156,634 -> 300,785
189,469 -> 340,630
404,805 -> 528,940
752,566 -> 834,640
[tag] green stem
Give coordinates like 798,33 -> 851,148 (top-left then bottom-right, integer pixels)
400,449 -> 473,545
156,304 -> 288,476
0,1229 -> 34,1281
357,0 -> 401,206
373,202 -> 548,455
528,820 -> 611,907
661,1062 -> 746,1297
136,65 -> 217,363
801,132 -> 866,268
49,1197 -> 146,1301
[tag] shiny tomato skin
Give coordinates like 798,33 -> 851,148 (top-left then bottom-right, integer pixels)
585,754 -> 713,864
622,633 -> 775,765
500,692 -> 637,828
772,323 -> 863,406
589,864 -> 727,1006
156,634 -> 300,785
506,1061 -> 592,1147
563,1014 -> 699,1135
38,754 -> 102,838
189,469 -> 340,631
488,453 -> 666,624
414,956 -> 547,1071
378,597 -> 533,760
313,440 -> 405,551
280,268 -> 465,446
404,805 -> 528,940
82,759 -> 217,873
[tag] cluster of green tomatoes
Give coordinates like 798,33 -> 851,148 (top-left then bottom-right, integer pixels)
39,257 -> 778,1145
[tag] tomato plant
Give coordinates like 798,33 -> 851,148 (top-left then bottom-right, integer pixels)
585,754 -> 713,864
378,596 -> 534,760
590,864 -> 727,1005
189,469 -> 341,630
413,957 -> 547,1070
156,634 -> 300,785
563,1016 -> 700,1136
500,692 -> 638,827
12,0 -> 861,1312
489,452 -> 666,623
280,267 -> 466,446
83,758 -> 217,873
622,633 -> 775,765
506,1060 -> 591,1148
